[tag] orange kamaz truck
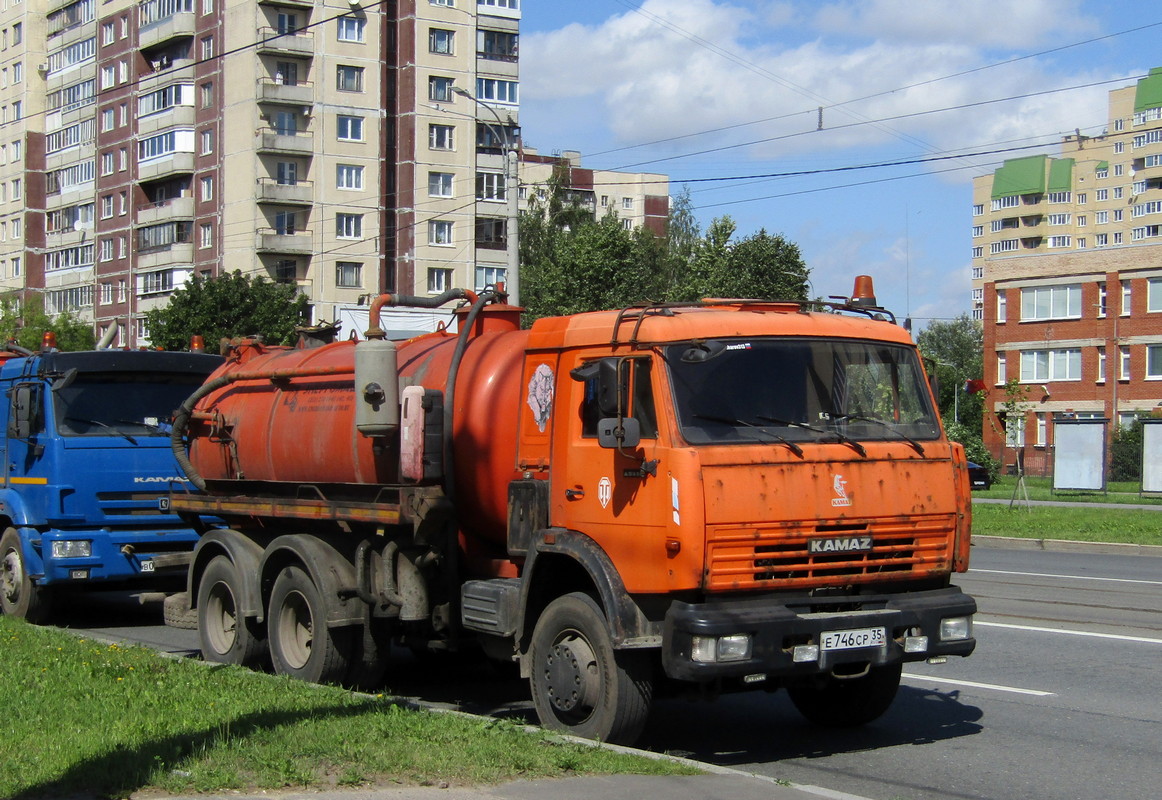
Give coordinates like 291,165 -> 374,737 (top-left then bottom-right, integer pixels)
168,277 -> 975,745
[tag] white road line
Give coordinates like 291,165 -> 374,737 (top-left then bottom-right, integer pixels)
902,673 -> 1056,697
969,568 -> 1162,587
977,620 -> 1162,645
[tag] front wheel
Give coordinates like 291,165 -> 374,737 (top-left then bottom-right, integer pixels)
197,555 -> 268,668
528,592 -> 652,745
268,565 -> 352,685
0,528 -> 52,623
787,663 -> 902,727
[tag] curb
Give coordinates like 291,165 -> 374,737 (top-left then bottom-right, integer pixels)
973,534 -> 1162,557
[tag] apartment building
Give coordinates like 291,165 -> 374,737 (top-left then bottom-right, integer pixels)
971,67 -> 1162,472
519,148 -> 670,236
0,0 -> 520,346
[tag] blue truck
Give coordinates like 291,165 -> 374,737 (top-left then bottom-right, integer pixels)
0,345 -> 221,622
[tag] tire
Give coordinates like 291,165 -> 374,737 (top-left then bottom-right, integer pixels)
163,591 -> 199,630
197,556 -> 268,668
0,527 -> 52,623
268,564 -> 353,685
788,663 -> 903,727
528,592 -> 652,745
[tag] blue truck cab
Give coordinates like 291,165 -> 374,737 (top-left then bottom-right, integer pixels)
0,347 -> 221,621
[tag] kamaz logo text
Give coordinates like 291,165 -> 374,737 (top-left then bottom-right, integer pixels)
808,536 -> 873,554
133,476 -> 189,484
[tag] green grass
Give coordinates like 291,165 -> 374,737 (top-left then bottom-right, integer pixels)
0,619 -> 694,800
973,475 -> 1162,505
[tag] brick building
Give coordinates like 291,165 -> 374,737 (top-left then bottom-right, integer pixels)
971,67 -> 1162,473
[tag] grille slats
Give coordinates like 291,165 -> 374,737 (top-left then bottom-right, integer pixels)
707,516 -> 955,591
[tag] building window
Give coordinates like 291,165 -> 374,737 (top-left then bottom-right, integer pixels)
990,239 -> 1019,254
201,129 -> 213,154
429,75 -> 454,101
1147,346 -> 1162,379
200,36 -> 214,59
475,77 -> 518,104
337,16 -> 364,42
336,212 -> 362,238
972,247 -> 983,259
99,239 -> 114,261
1098,282 -> 1107,317
1120,345 -> 1131,380
336,65 -> 364,92
429,124 -> 454,150
1122,280 -> 1132,315
478,29 -> 518,61
200,176 -> 213,200
996,353 -> 1006,385
1035,413 -> 1047,447
429,172 -> 454,197
336,164 -> 363,190
428,267 -> 453,293
996,289 -> 1006,322
100,195 -> 113,218
972,225 -> 983,237
1048,191 -> 1071,204
1149,278 -> 1162,312
101,152 -> 114,175
336,261 -> 362,288
622,197 -> 633,210
429,220 -> 453,245
101,282 -> 112,305
274,210 -> 297,234
201,82 -> 213,107
200,222 -> 212,247
429,28 -> 454,54
972,203 -> 983,216
1005,413 -> 1024,448
1047,213 -> 1069,225
991,195 -> 1020,211
1020,285 -> 1080,321
475,265 -> 506,292
476,171 -> 505,201
1019,349 -> 1081,382
337,115 -> 364,141
1047,235 -> 1071,248
276,161 -> 298,185
1098,348 -> 1106,383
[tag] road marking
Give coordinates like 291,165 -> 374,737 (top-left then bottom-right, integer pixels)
970,568 -> 1162,587
902,673 -> 1055,697
977,620 -> 1162,645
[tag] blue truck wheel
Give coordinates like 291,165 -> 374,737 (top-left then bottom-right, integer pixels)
1,528 -> 52,623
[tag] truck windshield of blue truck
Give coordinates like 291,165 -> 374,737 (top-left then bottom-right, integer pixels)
52,371 -> 209,438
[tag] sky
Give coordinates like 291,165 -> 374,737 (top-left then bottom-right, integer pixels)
517,0 -> 1157,329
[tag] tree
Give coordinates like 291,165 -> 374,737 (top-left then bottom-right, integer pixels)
0,294 -> 96,352
916,314 -> 985,434
142,271 -> 309,350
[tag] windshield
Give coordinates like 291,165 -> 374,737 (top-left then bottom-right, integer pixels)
665,338 -> 940,446
52,372 -> 206,438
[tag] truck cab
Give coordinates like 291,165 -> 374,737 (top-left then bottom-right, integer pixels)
0,348 -> 222,621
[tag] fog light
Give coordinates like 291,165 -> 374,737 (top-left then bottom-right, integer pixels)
52,540 -> 92,558
69,569 -> 89,580
940,616 -> 972,641
691,634 -> 752,663
904,636 -> 929,653
792,644 -> 819,663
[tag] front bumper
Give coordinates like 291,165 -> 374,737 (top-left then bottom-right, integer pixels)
661,585 -> 976,682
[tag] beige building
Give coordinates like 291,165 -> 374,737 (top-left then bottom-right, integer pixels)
971,67 -> 1162,471
0,0 -> 521,346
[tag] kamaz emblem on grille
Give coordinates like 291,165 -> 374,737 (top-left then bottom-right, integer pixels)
808,536 -> 873,554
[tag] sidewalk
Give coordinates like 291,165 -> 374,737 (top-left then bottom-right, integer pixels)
149,772 -> 874,800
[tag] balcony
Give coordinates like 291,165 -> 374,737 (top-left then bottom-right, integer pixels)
138,105 -> 197,136
136,196 -> 194,225
137,59 -> 198,92
137,242 -> 195,270
256,127 -> 315,155
256,229 -> 313,254
256,178 -> 314,206
139,12 -> 197,50
258,0 -> 315,7
256,28 -> 315,57
137,152 -> 196,182
257,78 -> 314,107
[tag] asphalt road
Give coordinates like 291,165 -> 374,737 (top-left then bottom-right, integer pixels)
56,544 -> 1162,800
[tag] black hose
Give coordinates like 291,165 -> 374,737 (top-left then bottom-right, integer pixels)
442,290 -> 496,506
170,373 -> 235,492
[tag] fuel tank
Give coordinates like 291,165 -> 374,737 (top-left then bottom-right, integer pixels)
185,304 -> 527,543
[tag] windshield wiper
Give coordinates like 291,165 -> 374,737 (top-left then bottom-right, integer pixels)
692,413 -> 804,457
831,413 -> 926,456
64,417 -> 137,444
757,414 -> 866,458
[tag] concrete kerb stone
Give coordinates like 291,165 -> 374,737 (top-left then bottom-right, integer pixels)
973,533 -> 1162,557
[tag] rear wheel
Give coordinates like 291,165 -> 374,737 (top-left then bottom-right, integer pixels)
787,663 -> 902,727
528,592 -> 652,745
197,556 -> 268,668
0,528 -> 52,623
268,565 -> 352,685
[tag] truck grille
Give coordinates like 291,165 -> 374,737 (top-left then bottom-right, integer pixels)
96,491 -> 169,517
706,516 -> 955,591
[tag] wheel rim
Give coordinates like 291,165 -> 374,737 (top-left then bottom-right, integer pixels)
204,581 -> 238,656
277,589 -> 313,670
542,628 -> 600,722
1,547 -> 22,607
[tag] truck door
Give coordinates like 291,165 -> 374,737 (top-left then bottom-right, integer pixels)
551,354 -> 675,594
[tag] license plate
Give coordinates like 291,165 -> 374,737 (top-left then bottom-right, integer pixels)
140,560 -> 155,573
821,626 -> 886,651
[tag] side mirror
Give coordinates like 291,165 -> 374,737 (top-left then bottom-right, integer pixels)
597,358 -> 626,418
8,383 -> 43,439
597,416 -> 640,450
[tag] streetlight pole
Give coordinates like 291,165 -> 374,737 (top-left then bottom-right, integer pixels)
452,87 -> 519,305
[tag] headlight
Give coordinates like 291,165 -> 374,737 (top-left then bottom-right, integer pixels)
940,616 -> 972,641
691,634 -> 752,663
51,540 -> 92,558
